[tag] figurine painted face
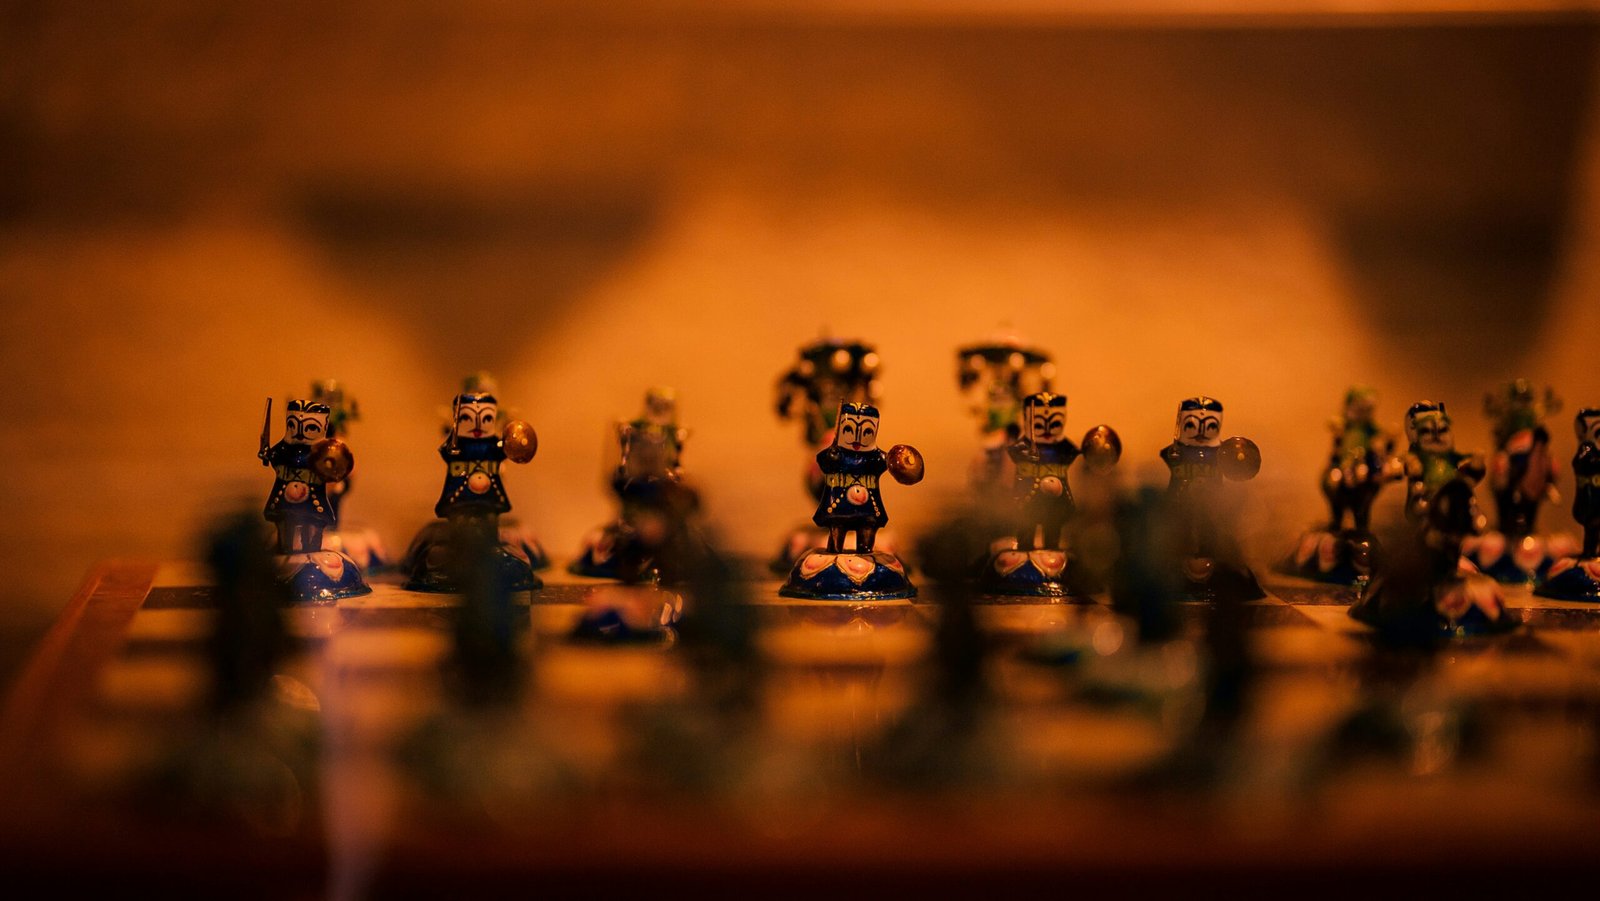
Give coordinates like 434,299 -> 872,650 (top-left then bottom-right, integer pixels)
283,400 -> 330,445
1175,397 -> 1223,447
834,402 -> 880,452
453,393 -> 499,440
1577,408 -> 1600,446
1344,387 -> 1377,424
1405,402 -> 1454,453
1023,392 -> 1067,444
643,387 -> 677,425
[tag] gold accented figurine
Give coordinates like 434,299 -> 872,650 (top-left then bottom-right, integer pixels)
1401,401 -> 1485,523
1160,397 -> 1263,600
980,392 -> 1120,597
402,387 -> 541,593
1536,407 -> 1600,601
259,398 -> 370,602
1281,387 -> 1403,584
779,402 -> 924,600
1470,380 -> 1575,582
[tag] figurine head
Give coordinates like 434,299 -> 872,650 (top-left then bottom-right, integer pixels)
642,386 -> 677,426
283,399 -> 330,446
1343,386 -> 1378,424
1405,401 -> 1454,453
452,392 -> 499,440
833,402 -> 880,452
1022,392 -> 1067,445
1174,397 -> 1224,447
1577,407 -> 1600,446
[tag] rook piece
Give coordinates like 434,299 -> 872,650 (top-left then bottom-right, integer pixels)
259,398 -> 370,602
1536,407 -> 1600,601
779,402 -> 924,600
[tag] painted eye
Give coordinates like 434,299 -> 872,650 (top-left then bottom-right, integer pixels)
482,412 -> 495,425
861,426 -> 875,440
457,413 -> 471,424
305,422 -> 321,434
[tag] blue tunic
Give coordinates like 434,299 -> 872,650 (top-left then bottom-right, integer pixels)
263,441 -> 335,528
813,446 -> 889,529
1575,442 -> 1600,526
435,437 -> 511,518
1161,442 -> 1220,496
1008,439 -> 1080,517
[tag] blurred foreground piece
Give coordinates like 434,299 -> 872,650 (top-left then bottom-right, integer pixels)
1159,397 -> 1263,601
1537,406 -> 1600,601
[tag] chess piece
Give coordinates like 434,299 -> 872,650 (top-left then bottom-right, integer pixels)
445,522 -> 528,706
1401,401 -> 1486,523
205,509 -> 292,714
980,392 -> 1121,597
402,389 -> 542,593
1351,478 -> 1515,639
955,334 -> 1054,494
1160,397 -> 1264,600
308,379 -> 391,571
259,398 -> 370,602
1471,380 -> 1571,582
1282,387 -> 1403,584
779,402 -> 924,599
1536,407 -> 1600,601
770,336 -> 902,572
571,387 -> 694,580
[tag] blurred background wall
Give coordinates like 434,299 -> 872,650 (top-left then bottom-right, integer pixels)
2,3 -> 1599,670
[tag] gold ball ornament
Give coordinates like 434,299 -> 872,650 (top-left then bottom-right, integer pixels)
1081,425 -> 1123,473
886,444 -> 925,485
503,420 -> 538,463
309,438 -> 354,483
1218,436 -> 1261,481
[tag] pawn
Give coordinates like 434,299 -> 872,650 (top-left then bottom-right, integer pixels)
1159,397 -> 1264,601
258,398 -> 370,602
980,392 -> 1121,598
205,509 -> 292,714
1473,381 -> 1570,583
1536,407 -> 1600,601
571,387 -> 693,580
780,402 -> 924,600
403,390 -> 541,593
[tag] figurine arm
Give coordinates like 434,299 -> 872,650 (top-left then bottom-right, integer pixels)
1458,454 -> 1487,484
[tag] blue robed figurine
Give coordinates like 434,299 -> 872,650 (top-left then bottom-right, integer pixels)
781,401 -> 925,601
403,390 -> 541,593
1160,396 -> 1264,601
258,398 -> 370,602
981,391 -> 1120,597
1537,407 -> 1600,601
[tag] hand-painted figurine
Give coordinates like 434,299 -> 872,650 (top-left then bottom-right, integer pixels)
1350,478 -> 1514,639
1281,387 -> 1403,584
770,336 -> 888,572
1536,407 -> 1600,601
1470,380 -> 1571,582
780,402 -> 925,600
572,387 -> 697,581
955,335 -> 1054,493
259,398 -> 371,602
308,379 -> 390,571
1160,397 -> 1264,600
980,392 -> 1121,597
1401,401 -> 1485,523
402,389 -> 541,593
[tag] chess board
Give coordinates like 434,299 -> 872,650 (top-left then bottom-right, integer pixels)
3,560 -> 1600,896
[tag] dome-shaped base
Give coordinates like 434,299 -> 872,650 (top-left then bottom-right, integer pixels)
979,547 -> 1080,598
1181,556 -> 1265,602
277,550 -> 372,604
779,549 -> 916,601
401,525 -> 541,594
322,524 -> 391,572
1465,531 -> 1581,584
1350,572 -> 1516,640
569,521 -> 637,579
1536,557 -> 1600,601
1278,529 -> 1377,586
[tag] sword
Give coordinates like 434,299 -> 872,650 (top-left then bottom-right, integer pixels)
448,394 -> 461,452
257,397 -> 273,465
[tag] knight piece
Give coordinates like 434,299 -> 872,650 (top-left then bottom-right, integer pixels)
1536,407 -> 1600,601
779,402 -> 925,600
955,335 -> 1054,495
980,392 -> 1120,597
1471,380 -> 1571,582
309,379 -> 390,571
1281,387 -> 1403,584
770,336 -> 886,572
259,398 -> 371,602
571,387 -> 696,581
1401,401 -> 1486,523
1160,397 -> 1264,601
1350,478 -> 1515,640
402,389 -> 541,593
